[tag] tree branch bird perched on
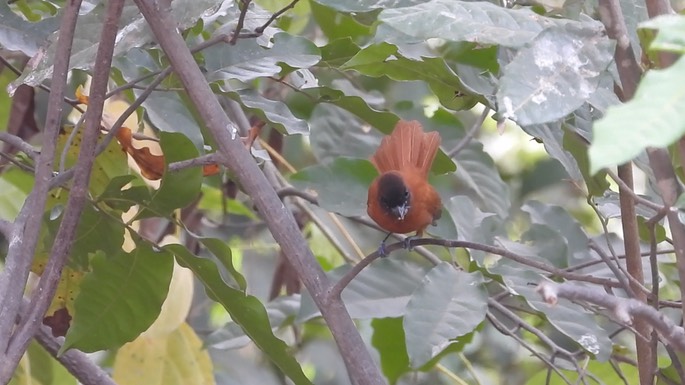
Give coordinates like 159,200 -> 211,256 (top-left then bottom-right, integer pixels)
367,120 -> 442,252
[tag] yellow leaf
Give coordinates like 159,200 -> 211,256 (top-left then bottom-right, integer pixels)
142,260 -> 194,339
113,323 -> 214,385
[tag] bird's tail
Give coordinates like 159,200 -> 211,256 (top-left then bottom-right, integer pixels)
370,120 -> 441,177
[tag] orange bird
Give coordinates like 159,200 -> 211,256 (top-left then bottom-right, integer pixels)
367,120 -> 442,243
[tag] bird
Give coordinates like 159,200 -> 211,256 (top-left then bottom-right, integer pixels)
367,120 -> 442,251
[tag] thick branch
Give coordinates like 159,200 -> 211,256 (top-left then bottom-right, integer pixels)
537,281 -> 685,352
0,132 -> 38,159
132,1 -> 385,384
0,0 -> 83,376
35,325 -> 117,385
2,2 -> 125,380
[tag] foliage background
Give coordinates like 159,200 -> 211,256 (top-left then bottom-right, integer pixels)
1,0 -> 685,384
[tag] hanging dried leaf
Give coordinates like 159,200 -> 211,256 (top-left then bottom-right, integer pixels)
74,86 -> 220,180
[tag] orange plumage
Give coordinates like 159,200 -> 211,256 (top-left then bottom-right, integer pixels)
367,120 -> 442,236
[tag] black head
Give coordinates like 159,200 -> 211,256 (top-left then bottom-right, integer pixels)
377,172 -> 411,220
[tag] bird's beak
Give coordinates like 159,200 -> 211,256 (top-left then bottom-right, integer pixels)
392,204 -> 409,221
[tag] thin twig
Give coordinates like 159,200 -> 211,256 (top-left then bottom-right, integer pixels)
0,1 -> 83,379
486,312 -> 574,385
168,153 -> 223,173
6,1 -> 125,376
447,107 -> 489,158
255,0 -> 299,33
606,170 -> 666,213
537,281 -> 685,352
0,132 -> 38,159
230,0 -> 251,45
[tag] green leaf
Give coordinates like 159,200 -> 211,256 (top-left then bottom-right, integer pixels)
492,263 -> 612,361
204,33 -> 320,83
165,244 -> 312,385
11,0 -> 224,92
208,295 -> 300,349
0,1 -> 58,56
522,122 -> 582,181
522,201 -> 591,263
311,86 -> 399,134
310,1 -> 371,40
376,0 -> 604,49
298,259 -> 431,321
312,0 -> 423,12
290,157 -> 377,217
371,318 -> 409,384
225,89 -> 309,135
640,14 -> 685,54
141,91 -> 205,149
45,203 -> 125,268
403,264 -> 487,367
61,244 -> 174,353
135,132 -> 203,219
97,175 -> 151,212
497,25 -> 613,126
589,56 -> 685,173
342,44 -> 472,110
198,237 -> 247,291
0,170 -> 29,222
452,142 -> 510,217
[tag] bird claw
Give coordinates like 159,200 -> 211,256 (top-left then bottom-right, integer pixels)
377,242 -> 389,258
403,235 -> 417,250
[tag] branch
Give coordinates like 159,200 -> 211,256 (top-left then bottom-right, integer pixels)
168,153 -> 223,173
255,0 -> 299,34
35,325 -> 117,385
537,281 -> 685,352
0,219 -> 11,240
230,0 -> 251,45
3,1 -> 125,379
330,238 -> 622,299
0,132 -> 38,159
0,0 -> 83,378
133,1 -> 385,384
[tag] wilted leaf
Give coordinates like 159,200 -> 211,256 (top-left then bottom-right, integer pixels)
113,323 -> 214,385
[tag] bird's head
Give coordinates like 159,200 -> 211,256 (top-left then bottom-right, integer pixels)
377,172 -> 411,221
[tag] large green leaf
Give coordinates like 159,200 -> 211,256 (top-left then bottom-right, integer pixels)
371,318 -> 409,384
0,1 -> 58,57
11,0 -> 224,92
45,203 -> 125,268
207,295 -> 300,349
403,264 -> 487,367
165,244 -> 312,385
312,0 -> 423,12
140,92 -> 205,149
310,1 -> 371,40
342,44 -> 472,110
204,33 -> 320,83
376,0 -> 604,49
452,142 -> 510,217
61,244 -> 174,353
497,25 -> 613,126
522,122 -> 583,181
298,259 -> 431,321
135,132 -> 203,219
290,157 -> 377,217
225,89 -> 309,135
589,56 -> 685,173
522,201 -> 591,263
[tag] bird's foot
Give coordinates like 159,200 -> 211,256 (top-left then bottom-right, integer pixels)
377,232 -> 393,257
403,235 -> 418,251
